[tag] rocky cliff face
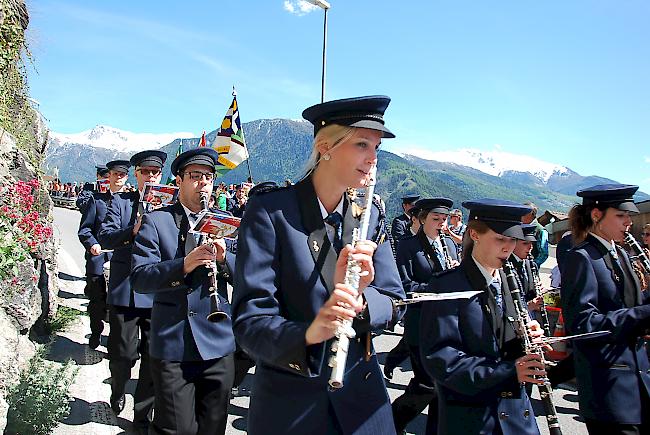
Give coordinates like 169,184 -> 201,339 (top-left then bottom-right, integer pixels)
0,0 -> 59,430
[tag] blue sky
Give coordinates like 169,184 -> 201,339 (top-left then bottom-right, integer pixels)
26,0 -> 650,192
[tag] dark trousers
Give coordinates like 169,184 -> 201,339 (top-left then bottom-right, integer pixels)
391,344 -> 438,434
585,388 -> 650,435
149,354 -> 235,435
586,420 -> 649,435
384,336 -> 409,371
108,305 -> 154,427
233,347 -> 255,388
84,274 -> 107,337
548,355 -> 575,388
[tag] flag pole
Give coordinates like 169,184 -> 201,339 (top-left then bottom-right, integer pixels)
233,85 -> 254,183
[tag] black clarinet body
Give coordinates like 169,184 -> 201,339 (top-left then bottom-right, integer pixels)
528,255 -> 552,337
199,192 -> 229,323
624,231 -> 650,274
503,261 -> 562,435
440,234 -> 454,269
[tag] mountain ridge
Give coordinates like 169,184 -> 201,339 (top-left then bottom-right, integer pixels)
44,119 -> 649,218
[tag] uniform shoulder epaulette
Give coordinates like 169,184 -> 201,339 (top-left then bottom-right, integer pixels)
433,267 -> 457,279
572,239 -> 589,250
371,193 -> 386,215
400,232 -> 418,241
248,182 -> 285,198
256,185 -> 285,196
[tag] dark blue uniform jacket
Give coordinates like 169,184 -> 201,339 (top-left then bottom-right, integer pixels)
396,232 -> 458,346
561,234 -> 650,424
98,191 -> 153,308
391,213 -> 410,242
232,178 -> 405,435
420,259 -> 540,435
78,191 -> 112,276
130,201 -> 236,362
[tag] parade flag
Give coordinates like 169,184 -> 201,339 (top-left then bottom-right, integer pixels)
198,130 -> 207,147
211,89 -> 249,177
166,139 -> 184,185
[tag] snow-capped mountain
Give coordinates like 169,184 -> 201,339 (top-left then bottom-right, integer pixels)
49,125 -> 195,154
399,148 -> 569,183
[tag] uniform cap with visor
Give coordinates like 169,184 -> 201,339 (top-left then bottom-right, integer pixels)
462,199 -> 532,240
130,150 -> 167,168
171,148 -> 220,176
415,198 -> 453,215
576,184 -> 639,214
106,160 -> 131,174
302,95 -> 395,139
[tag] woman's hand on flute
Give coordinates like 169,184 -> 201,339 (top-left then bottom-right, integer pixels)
305,283 -> 365,345
334,240 -> 377,293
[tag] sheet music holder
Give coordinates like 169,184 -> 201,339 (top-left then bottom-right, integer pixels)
189,210 -> 241,240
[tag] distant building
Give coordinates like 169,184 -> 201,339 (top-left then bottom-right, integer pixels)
538,210 -> 569,244
544,201 -> 650,244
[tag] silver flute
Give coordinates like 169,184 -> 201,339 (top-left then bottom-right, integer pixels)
328,165 -> 377,389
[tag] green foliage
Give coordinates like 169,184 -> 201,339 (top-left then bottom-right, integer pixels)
0,1 -> 27,70
45,305 -> 86,335
0,219 -> 29,282
1,0 -> 41,167
5,349 -> 78,435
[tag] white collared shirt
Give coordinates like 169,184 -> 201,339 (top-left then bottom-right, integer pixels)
472,254 -> 500,287
181,203 -> 200,229
318,196 -> 345,243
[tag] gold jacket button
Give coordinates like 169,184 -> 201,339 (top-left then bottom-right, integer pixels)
523,409 -> 530,417
507,391 -> 513,397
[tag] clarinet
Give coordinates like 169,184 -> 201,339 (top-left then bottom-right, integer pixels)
328,165 -> 377,389
528,255 -> 552,337
199,192 -> 229,322
439,234 -> 453,270
624,231 -> 650,274
503,261 -> 562,435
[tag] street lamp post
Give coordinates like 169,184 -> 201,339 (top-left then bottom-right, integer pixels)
307,0 -> 330,103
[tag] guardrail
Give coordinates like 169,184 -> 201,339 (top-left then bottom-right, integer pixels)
50,195 -> 78,210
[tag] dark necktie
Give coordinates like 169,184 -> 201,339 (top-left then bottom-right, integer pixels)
610,248 -> 623,268
324,211 -> 343,253
489,278 -> 504,311
432,239 -> 446,270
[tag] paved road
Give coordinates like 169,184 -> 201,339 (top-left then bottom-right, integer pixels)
51,205 -> 586,434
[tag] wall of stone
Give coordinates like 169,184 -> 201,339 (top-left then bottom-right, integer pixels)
0,0 -> 60,430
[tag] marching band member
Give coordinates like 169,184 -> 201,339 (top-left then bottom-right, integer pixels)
131,148 -> 236,435
512,224 -> 577,390
391,197 -> 458,434
232,96 -> 405,435
77,160 -> 125,349
561,184 -> 650,434
383,201 -> 423,381
392,194 -> 420,241
420,199 -> 544,435
76,164 -> 109,212
509,224 -> 543,312
98,150 -> 166,431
